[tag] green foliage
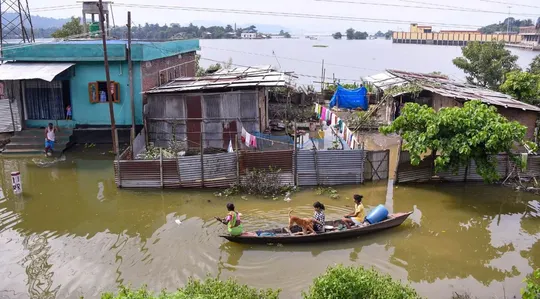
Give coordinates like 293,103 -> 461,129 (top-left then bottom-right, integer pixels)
278,30 -> 291,38
344,28 -> 368,40
315,187 -> 339,199
521,268 -> 540,299
479,18 -> 533,34
380,100 -> 530,183
346,28 -> 355,40
500,71 -> 540,104
101,278 -> 280,299
222,167 -> 294,197
384,84 -> 423,99
51,17 -> 84,39
196,55 -> 233,76
452,42 -> 519,90
332,32 -> 342,39
302,265 -> 421,299
429,71 -> 449,79
529,55 -> 540,75
385,30 -> 394,40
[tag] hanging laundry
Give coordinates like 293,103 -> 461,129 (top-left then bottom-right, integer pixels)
241,128 -> 247,144
245,132 -> 252,147
321,107 -> 327,121
314,103 -> 319,114
228,140 -> 234,153
250,135 -> 257,148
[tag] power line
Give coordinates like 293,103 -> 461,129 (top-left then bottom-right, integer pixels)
478,0 -> 540,9
112,2 -> 487,29
315,0 -> 539,17
32,5 -> 80,12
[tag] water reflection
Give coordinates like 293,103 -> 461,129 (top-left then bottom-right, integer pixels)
0,156 -> 538,298
22,234 -> 59,299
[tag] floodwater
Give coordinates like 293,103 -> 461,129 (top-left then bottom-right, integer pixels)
0,152 -> 539,299
198,38 -> 539,86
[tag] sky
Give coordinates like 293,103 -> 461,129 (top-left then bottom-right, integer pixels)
29,0 -> 540,34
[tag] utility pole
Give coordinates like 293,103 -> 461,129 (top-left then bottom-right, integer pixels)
98,0 -> 118,154
127,11 -> 135,149
507,6 -> 512,34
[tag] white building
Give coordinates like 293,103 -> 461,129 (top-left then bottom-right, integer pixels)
241,30 -> 257,39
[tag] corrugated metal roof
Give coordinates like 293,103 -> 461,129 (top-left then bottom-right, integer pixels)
366,69 -> 540,112
0,62 -> 74,82
147,65 -> 295,94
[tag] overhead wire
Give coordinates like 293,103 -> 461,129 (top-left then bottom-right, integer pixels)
478,0 -> 540,9
112,2 -> 487,29
315,0 -> 540,17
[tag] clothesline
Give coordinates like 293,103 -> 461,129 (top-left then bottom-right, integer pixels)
314,103 -> 361,150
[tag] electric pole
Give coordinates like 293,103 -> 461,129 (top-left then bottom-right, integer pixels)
98,0 -> 118,154
127,11 -> 136,152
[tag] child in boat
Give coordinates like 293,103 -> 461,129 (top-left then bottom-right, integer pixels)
313,201 -> 326,233
215,203 -> 244,236
342,194 -> 367,229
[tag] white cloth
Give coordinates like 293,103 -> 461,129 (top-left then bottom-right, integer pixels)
227,140 -> 234,153
46,127 -> 55,141
245,132 -> 251,147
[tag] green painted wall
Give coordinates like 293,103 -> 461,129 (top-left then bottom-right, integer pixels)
69,61 -> 143,126
3,43 -> 127,61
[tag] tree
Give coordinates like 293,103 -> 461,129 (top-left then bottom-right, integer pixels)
225,24 -> 233,32
283,32 -> 291,38
452,41 -> 519,90
332,32 -> 342,39
380,100 -> 531,182
353,31 -> 368,40
51,17 -> 84,39
374,31 -> 385,38
529,55 -> 540,75
384,30 -> 394,40
500,71 -> 540,104
346,28 -> 355,40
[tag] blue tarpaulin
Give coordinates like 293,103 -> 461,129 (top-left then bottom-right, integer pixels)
329,85 -> 368,110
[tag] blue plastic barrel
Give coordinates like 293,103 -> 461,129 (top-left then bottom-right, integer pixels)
365,204 -> 389,224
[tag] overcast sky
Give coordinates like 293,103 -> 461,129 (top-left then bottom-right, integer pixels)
29,0 -> 540,33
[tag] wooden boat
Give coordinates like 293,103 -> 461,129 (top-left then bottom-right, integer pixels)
220,211 -> 413,244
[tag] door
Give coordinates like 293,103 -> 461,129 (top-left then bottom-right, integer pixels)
186,95 -> 202,149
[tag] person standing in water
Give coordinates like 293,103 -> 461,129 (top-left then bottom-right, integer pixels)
44,123 -> 58,155
215,203 -> 244,236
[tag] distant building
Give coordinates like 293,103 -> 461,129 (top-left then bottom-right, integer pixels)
241,29 -> 257,39
517,26 -> 540,50
393,23 -> 521,46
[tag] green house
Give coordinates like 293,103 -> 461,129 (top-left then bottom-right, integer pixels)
0,39 -> 199,134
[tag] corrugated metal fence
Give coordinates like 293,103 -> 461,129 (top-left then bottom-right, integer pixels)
297,150 -> 366,186
396,152 -> 539,183
114,148 -> 376,189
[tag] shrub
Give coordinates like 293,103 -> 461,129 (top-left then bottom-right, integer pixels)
222,167 -> 294,197
522,268 -> 540,299
101,277 -> 280,299
302,265 -> 422,299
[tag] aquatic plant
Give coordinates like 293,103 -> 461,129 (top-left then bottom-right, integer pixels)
315,186 -> 339,199
100,277 -> 280,299
302,265 -> 421,299
222,167 -> 294,197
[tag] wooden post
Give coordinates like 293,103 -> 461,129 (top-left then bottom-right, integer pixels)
159,148 -> 164,188
464,161 -> 469,182
394,138 -> 403,183
127,11 -> 136,152
98,0 -> 118,154
200,122 -> 205,187
293,122 -> 298,186
235,133 -> 240,184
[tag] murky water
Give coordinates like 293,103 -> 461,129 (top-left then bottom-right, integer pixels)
0,152 -> 539,299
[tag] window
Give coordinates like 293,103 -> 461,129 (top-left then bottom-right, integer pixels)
88,81 -> 120,103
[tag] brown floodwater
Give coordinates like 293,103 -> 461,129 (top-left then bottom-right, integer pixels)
0,152 -> 539,299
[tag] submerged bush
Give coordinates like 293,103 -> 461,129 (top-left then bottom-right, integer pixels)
221,167 -> 294,197
302,265 -> 422,299
522,268 -> 540,299
101,277 -> 280,299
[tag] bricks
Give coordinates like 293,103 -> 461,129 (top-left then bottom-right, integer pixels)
141,51 -> 196,93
